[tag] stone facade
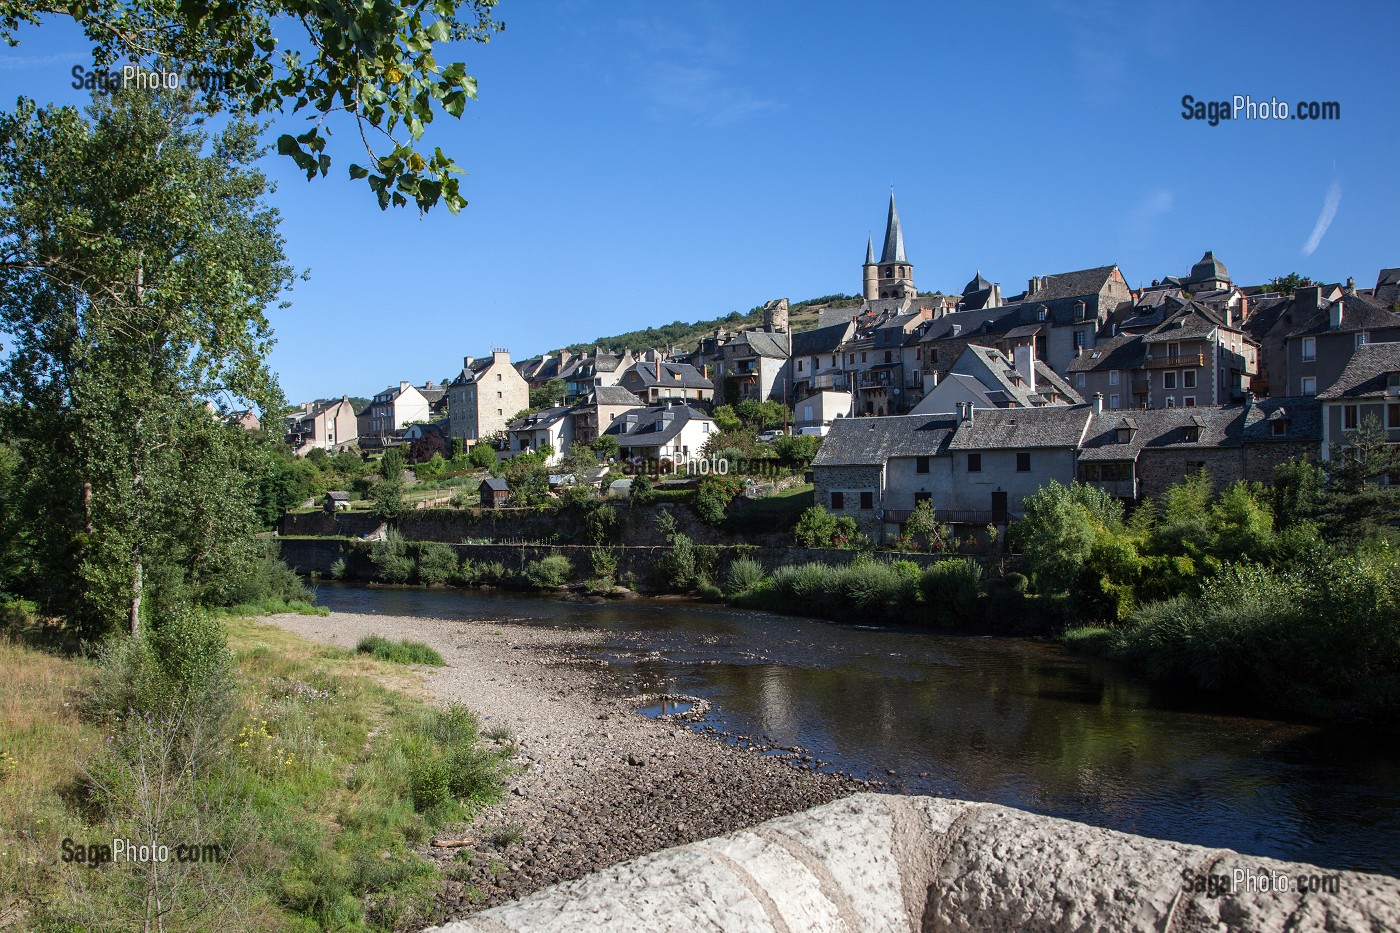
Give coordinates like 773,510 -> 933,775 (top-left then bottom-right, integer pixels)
449,349 -> 530,446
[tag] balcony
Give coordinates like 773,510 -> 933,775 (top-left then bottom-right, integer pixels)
1143,353 -> 1205,369
882,508 -> 1007,525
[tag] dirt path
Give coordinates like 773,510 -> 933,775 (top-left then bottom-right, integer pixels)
259,609 -> 860,919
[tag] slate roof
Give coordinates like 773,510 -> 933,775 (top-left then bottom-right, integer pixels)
1026,265 -> 1119,303
1078,407 -> 1238,461
508,406 -> 572,431
1316,342 -> 1400,400
602,405 -> 714,448
811,414 -> 960,467
1372,269 -> 1400,311
880,193 -> 907,264
864,236 -> 875,265
1240,396 -> 1322,443
587,385 -> 645,406
1067,333 -> 1143,373
1186,250 -> 1230,284
947,406 -> 1094,450
1286,293 -> 1399,337
963,271 -> 993,296
1141,300 -> 1233,342
418,384 -> 447,405
791,320 -> 855,358
480,477 -> 508,492
951,345 -> 1080,407
726,331 -> 791,360
622,361 -> 716,389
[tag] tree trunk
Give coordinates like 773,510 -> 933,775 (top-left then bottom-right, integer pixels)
129,559 -> 142,636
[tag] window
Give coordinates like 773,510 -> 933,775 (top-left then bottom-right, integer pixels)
1390,403 -> 1400,429
1301,337 -> 1316,361
860,491 -> 875,510
832,356 -> 838,367
802,405 -> 813,421
914,491 -> 932,504
1165,397 -> 1176,408
797,360 -> 804,372
916,456 -> 930,474
1356,332 -> 1369,348
1074,330 -> 1087,348
967,453 -> 982,472
1183,397 -> 1196,407
1344,405 -> 1360,431
1016,452 -> 1031,472
1272,419 -> 1288,436
497,391 -> 503,398
884,350 -> 893,363
861,352 -> 867,363
497,373 -> 502,381
1036,308 -> 1047,322
831,491 -> 845,510
1163,371 -> 1177,390
1183,370 -> 1197,389
1168,341 -> 1181,359
849,353 -> 856,364
1109,369 -> 1120,386
497,409 -> 503,416
1301,376 -> 1317,396
1076,373 -> 1086,388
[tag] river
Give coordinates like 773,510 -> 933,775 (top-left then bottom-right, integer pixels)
309,583 -> 1400,877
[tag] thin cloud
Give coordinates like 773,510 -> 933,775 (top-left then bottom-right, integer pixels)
0,51 -> 78,72
1301,181 -> 1342,257
1123,188 -> 1174,246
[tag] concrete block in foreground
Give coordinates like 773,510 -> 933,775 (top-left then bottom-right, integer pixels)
428,793 -> 1400,933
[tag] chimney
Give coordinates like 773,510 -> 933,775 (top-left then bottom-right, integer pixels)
1013,344 -> 1036,393
957,401 -> 976,424
655,358 -> 661,381
492,348 -> 510,364
462,356 -> 474,368
1093,392 -> 1104,415
1329,300 -> 1344,330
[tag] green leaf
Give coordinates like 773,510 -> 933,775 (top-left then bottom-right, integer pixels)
348,163 -> 369,180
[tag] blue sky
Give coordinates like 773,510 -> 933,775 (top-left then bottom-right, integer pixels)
3,0 -> 1398,404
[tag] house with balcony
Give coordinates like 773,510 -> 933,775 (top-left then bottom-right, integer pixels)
618,359 -> 715,406
569,385 -> 644,447
788,320 -> 856,400
600,404 -> 716,469
507,406 -> 574,465
563,348 -> 635,402
1317,342 -> 1400,474
710,330 -> 790,405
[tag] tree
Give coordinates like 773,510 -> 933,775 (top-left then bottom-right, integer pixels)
711,405 -> 742,433
0,91 -> 293,635
528,378 -> 567,411
468,442 -> 497,470
2,0 -> 503,213
1011,481 -> 1096,592
407,430 -> 448,464
736,399 -> 787,429
380,447 -> 406,481
1264,273 -> 1315,296
561,441 -> 598,477
592,434 -> 620,461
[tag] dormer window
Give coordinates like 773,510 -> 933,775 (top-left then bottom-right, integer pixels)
1386,372 -> 1400,395
1272,419 -> 1288,436
1036,307 -> 1047,322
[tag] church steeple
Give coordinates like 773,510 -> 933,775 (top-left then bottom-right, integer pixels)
880,191 -> 907,264
868,190 -> 914,300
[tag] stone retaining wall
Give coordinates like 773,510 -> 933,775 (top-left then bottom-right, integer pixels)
429,793 -> 1400,933
276,538 -> 1020,582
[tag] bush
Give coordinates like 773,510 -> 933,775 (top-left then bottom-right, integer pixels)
694,475 -> 741,524
724,557 -> 766,597
919,559 -> 983,626
410,542 -> 458,586
468,443 -> 497,470
523,554 -> 573,588
369,530 -> 413,583
328,558 -> 348,580
589,547 -> 619,583
356,634 -> 445,665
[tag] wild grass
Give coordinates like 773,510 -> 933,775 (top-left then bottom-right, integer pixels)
0,616 -> 504,931
355,634 -> 447,666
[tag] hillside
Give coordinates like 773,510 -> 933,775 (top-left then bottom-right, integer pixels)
561,294 -> 864,356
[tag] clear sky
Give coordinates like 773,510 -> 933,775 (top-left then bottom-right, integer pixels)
3,0 -> 1398,404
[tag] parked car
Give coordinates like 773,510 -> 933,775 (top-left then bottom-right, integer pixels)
796,425 -> 829,437
757,429 -> 787,443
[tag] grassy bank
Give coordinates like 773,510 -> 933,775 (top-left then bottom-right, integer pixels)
0,612 -> 509,931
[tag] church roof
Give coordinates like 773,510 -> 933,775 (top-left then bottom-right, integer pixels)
879,192 -> 907,265
963,270 -> 993,296
864,236 -> 875,265
1187,250 -> 1230,285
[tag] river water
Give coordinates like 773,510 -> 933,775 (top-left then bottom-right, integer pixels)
310,583 -> 1400,876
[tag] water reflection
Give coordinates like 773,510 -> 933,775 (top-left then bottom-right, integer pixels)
310,584 -> 1400,875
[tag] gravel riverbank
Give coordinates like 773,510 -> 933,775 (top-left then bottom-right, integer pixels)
258,609 -> 861,919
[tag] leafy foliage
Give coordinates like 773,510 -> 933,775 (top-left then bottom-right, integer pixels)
793,505 -> 863,549
2,0 -> 504,212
